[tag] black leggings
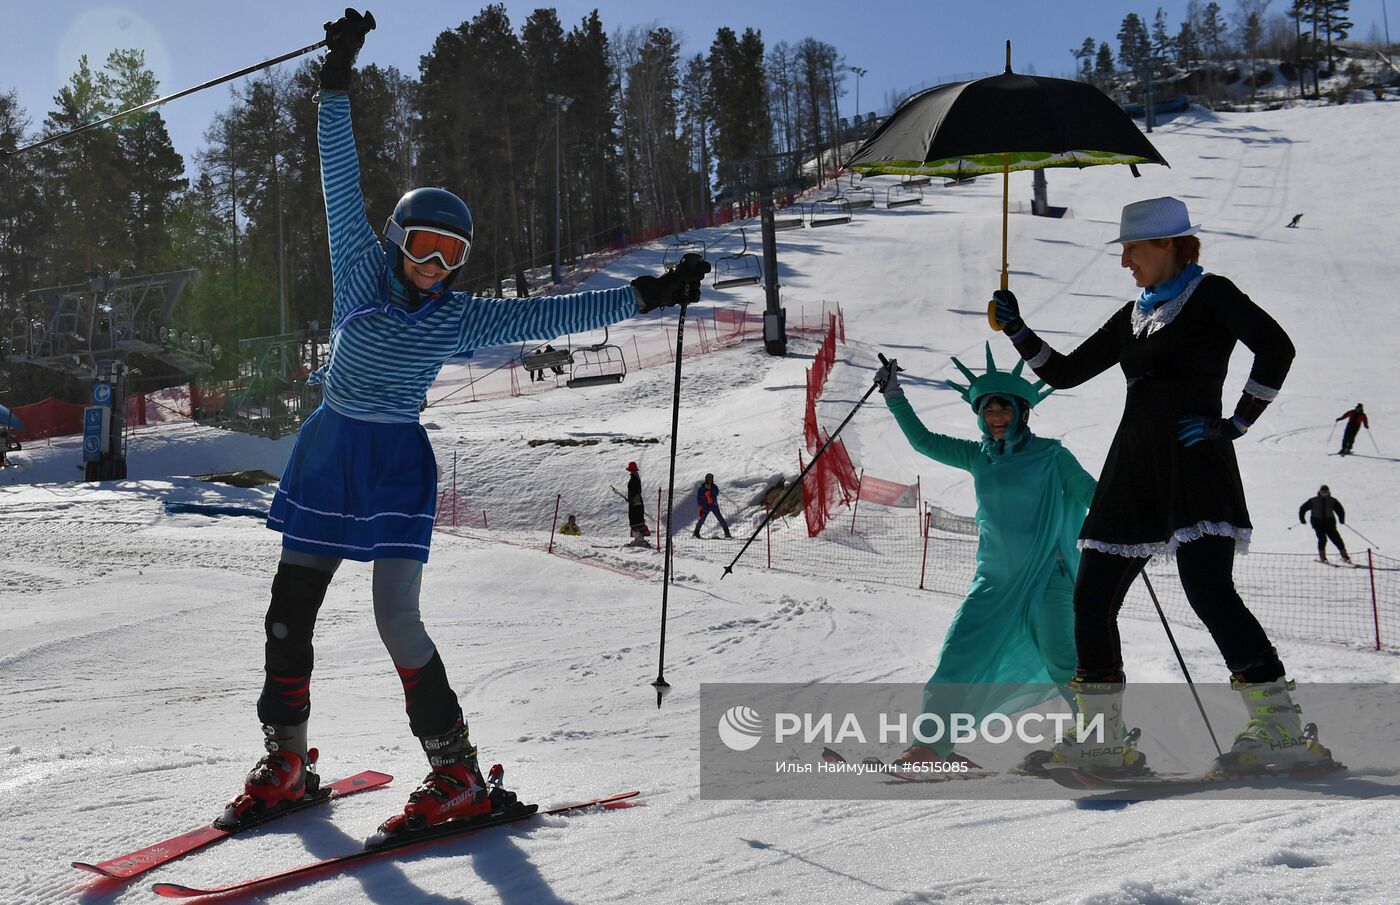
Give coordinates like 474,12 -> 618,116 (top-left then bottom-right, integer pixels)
1311,521 -> 1348,557
1073,535 -> 1283,683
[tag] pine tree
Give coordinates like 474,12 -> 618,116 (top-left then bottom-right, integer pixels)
99,50 -> 186,274
39,55 -> 132,279
1095,42 -> 1117,83
559,11 -> 622,247
1118,13 -> 1151,73
1073,37 -> 1097,82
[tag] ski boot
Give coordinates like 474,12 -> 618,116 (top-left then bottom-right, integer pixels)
370,718 -> 514,846
217,723 -> 321,829
1212,677 -> 1341,775
1018,680 -> 1148,777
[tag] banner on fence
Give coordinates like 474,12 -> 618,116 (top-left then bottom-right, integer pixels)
858,475 -> 920,508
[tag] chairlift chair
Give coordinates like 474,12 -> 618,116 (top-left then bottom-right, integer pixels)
712,227 -> 763,290
808,198 -> 852,228
845,186 -> 876,209
901,175 -> 932,187
522,342 -> 575,376
885,182 -> 924,208
565,325 -> 627,388
772,207 -> 805,231
662,236 -> 709,271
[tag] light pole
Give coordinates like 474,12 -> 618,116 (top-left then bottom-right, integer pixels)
849,66 -> 867,123
545,93 -> 574,286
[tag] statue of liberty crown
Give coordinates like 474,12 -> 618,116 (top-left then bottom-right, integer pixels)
945,342 -> 1054,411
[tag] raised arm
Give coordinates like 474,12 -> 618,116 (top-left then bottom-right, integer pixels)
315,11 -> 380,325
885,395 -> 980,472
993,290 -> 1128,389
318,91 -> 383,323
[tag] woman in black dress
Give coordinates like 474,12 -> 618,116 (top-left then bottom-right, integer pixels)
993,196 -> 1334,775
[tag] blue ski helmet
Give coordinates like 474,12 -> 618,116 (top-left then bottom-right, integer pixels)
385,187 -> 474,288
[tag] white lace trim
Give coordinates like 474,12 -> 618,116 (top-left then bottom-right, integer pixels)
1243,377 -> 1280,402
1078,521 -> 1252,559
1027,344 -> 1052,369
1130,272 -> 1208,338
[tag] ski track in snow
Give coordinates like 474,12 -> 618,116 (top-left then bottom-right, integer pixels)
4,102 -> 1400,904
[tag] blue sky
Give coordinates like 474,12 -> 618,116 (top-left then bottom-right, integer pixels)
2,1 -> 1393,173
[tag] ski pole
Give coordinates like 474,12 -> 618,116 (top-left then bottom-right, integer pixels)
1327,421 -> 1338,445
3,15 -> 374,158
723,361 -> 887,578
1343,522 -> 1380,549
1368,429 -> 1381,455
1139,572 -> 1223,757
651,253 -> 710,709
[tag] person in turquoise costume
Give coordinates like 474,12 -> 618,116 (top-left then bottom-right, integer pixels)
873,346 -> 1096,773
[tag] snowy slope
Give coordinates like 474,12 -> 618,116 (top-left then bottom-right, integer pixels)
3,100 -> 1400,905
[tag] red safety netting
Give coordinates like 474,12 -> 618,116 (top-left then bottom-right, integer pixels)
12,397 -> 85,441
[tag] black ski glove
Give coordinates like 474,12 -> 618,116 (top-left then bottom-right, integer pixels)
320,8 -> 376,91
991,289 -> 1025,335
632,252 -> 711,313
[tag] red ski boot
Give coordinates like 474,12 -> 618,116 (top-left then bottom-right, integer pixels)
371,719 -> 495,845
217,724 -> 321,829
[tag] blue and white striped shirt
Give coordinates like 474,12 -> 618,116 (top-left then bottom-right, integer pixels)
316,90 -> 641,423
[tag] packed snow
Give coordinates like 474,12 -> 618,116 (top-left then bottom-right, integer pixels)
3,100 -> 1400,905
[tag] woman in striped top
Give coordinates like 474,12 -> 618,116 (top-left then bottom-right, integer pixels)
225,9 -> 707,841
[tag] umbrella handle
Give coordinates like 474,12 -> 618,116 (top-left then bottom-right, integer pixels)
988,150 -> 1011,330
987,299 -> 1006,331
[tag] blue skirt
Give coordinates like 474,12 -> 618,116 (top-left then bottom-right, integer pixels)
268,404 -> 437,562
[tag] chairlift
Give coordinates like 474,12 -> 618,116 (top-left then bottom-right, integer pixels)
808,198 -> 852,228
772,207 -> 805,231
885,182 -> 924,208
844,186 -> 876,209
662,235 -> 709,271
565,325 -> 627,389
712,227 -> 763,290
522,341 -> 574,377
902,175 -> 932,188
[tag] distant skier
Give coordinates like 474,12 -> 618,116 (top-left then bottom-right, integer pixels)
226,9 -> 705,845
626,461 -> 651,547
693,473 -> 732,538
875,347 -> 1095,775
1336,403 -> 1369,456
1299,485 -> 1350,563
559,513 -> 583,536
1286,213 -> 1303,228
0,425 -> 17,467
995,196 -> 1335,775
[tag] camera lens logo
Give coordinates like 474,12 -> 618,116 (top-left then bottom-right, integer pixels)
717,706 -> 763,751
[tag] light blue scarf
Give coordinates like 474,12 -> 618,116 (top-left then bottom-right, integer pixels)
1137,262 -> 1203,313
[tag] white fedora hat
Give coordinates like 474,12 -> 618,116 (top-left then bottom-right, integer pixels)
1107,196 -> 1201,244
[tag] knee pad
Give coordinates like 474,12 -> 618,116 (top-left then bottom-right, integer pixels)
264,563 -> 333,677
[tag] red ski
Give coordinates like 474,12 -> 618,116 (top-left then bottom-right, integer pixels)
151,790 -> 641,899
72,770 -> 393,880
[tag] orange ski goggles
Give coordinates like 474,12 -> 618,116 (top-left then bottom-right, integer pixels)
384,219 -> 471,270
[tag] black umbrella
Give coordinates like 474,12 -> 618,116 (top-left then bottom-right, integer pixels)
846,43 -> 1168,324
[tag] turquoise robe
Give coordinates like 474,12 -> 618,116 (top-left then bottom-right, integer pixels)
888,395 -> 1096,754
